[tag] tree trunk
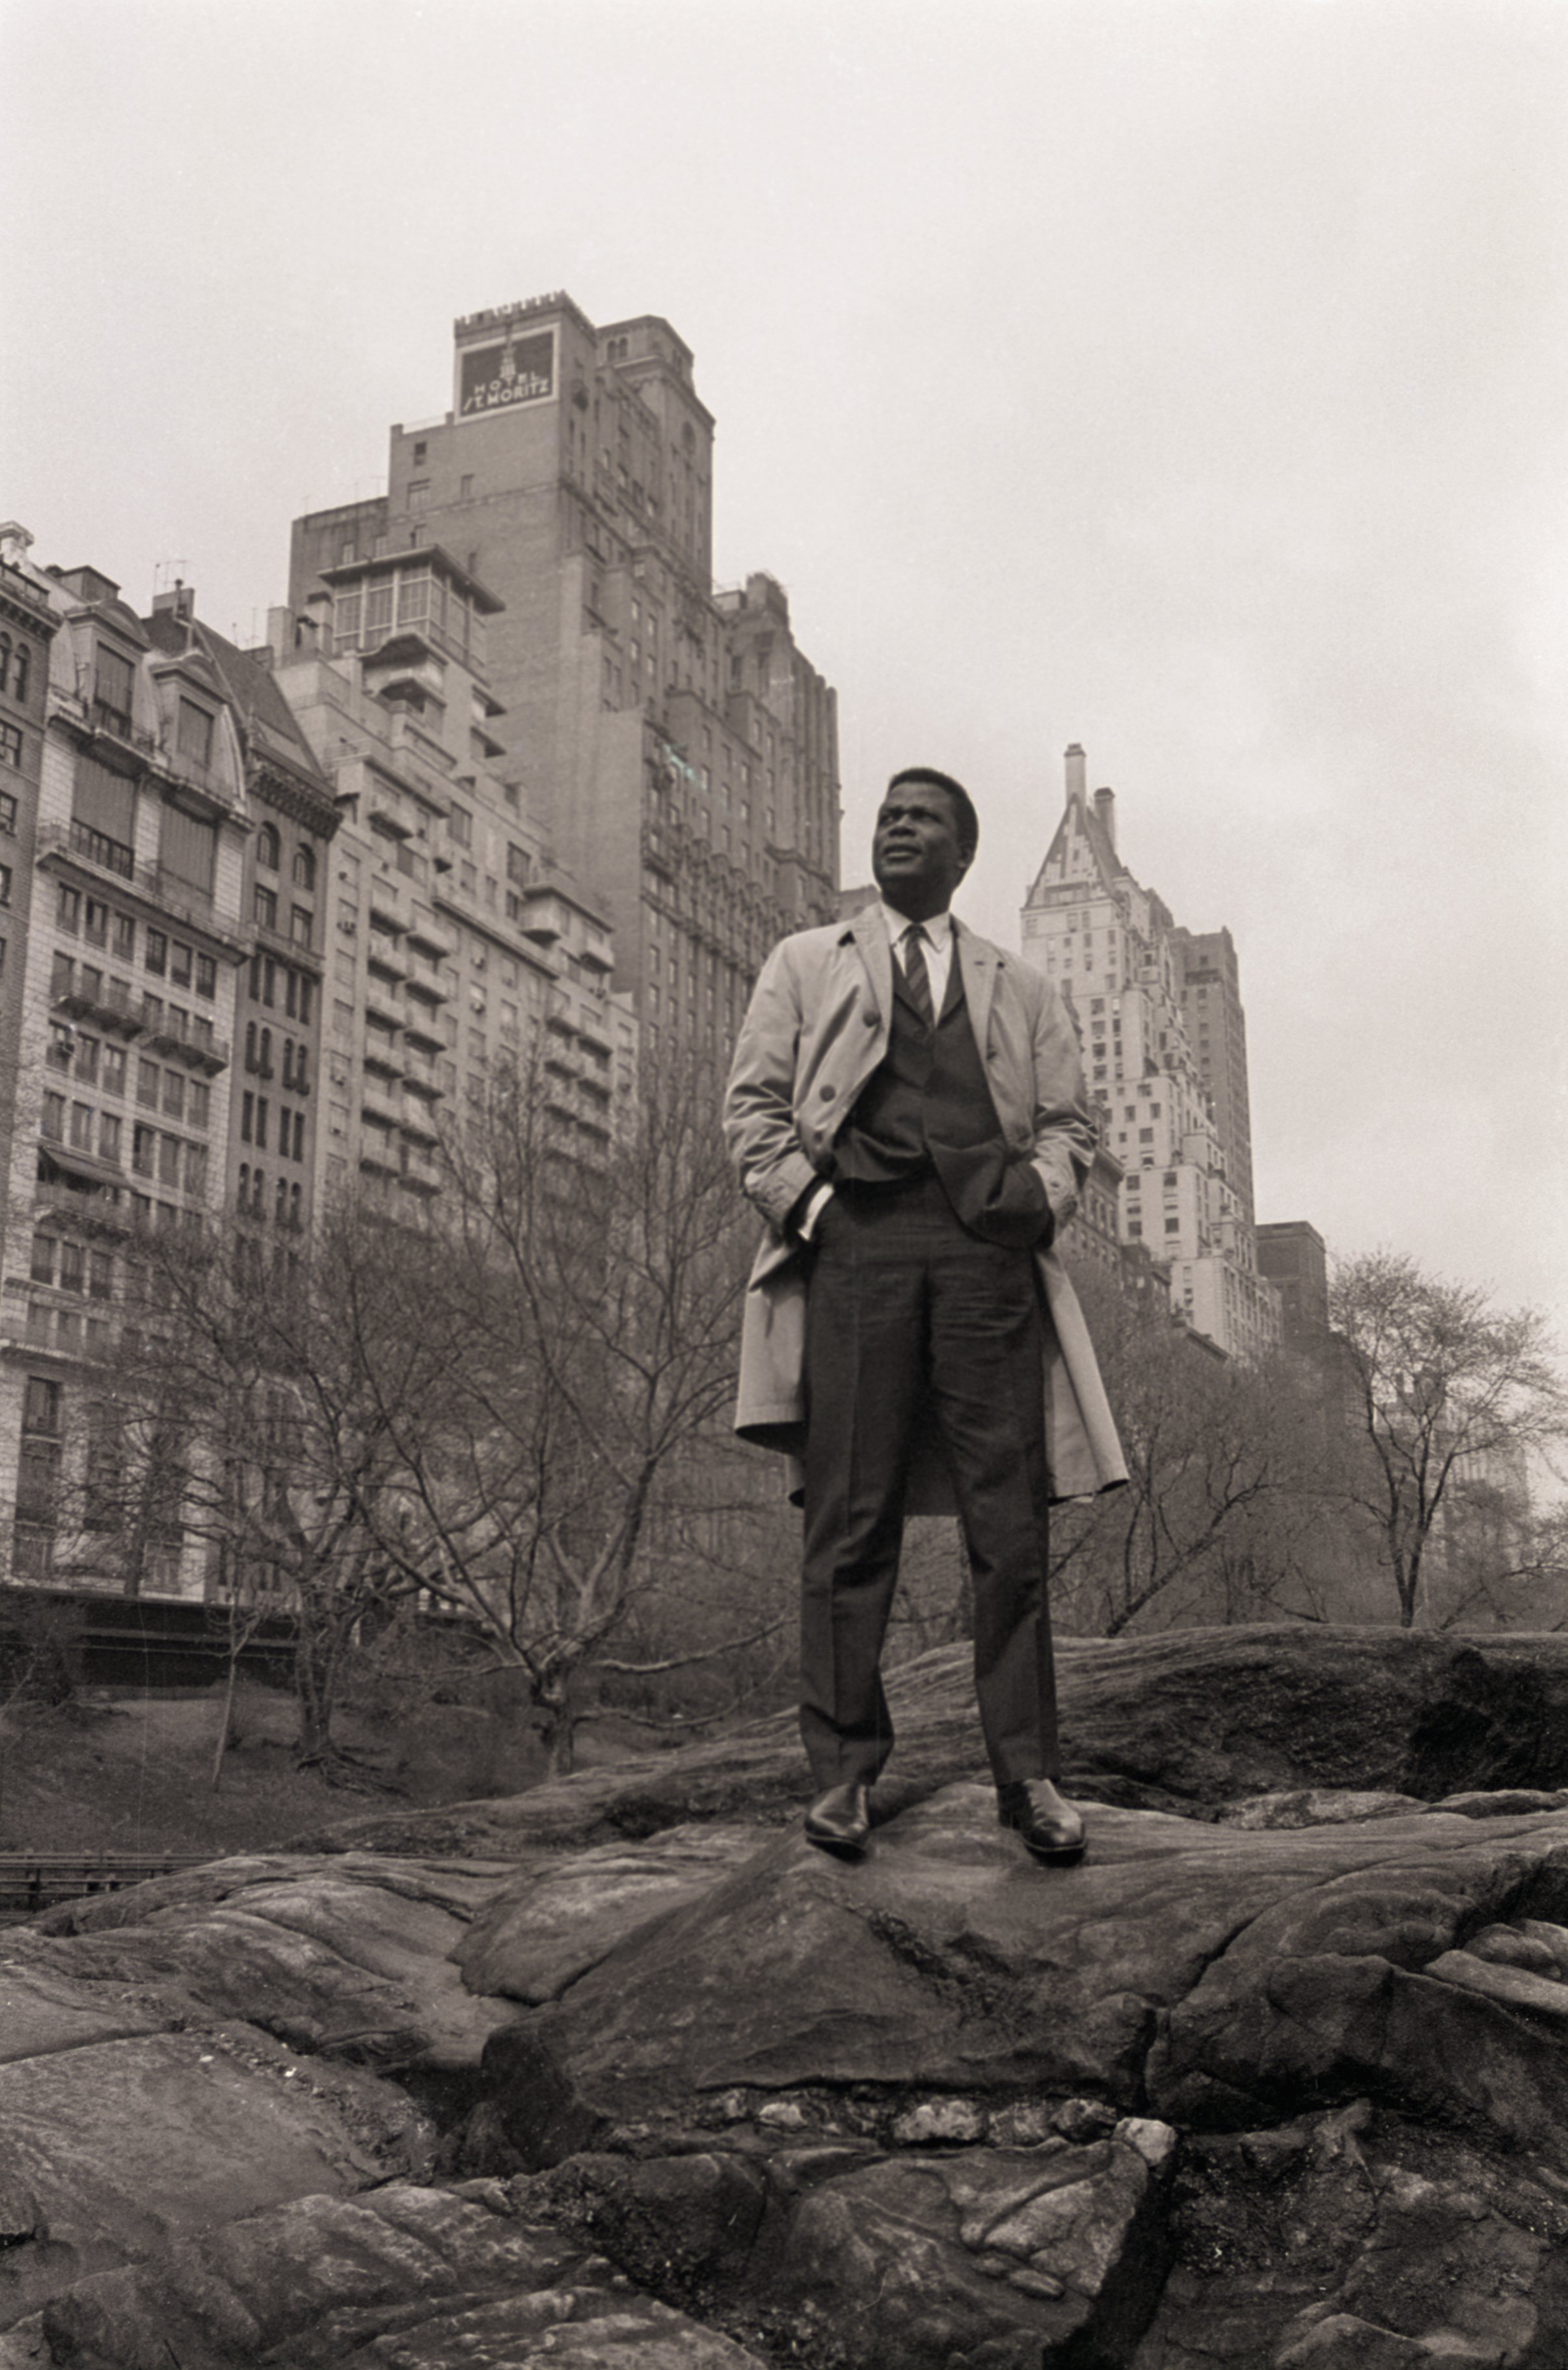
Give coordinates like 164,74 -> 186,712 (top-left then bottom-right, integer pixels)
210,1648 -> 240,1791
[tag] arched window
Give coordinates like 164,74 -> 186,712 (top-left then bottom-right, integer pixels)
256,823 -> 280,871
292,846 -> 316,892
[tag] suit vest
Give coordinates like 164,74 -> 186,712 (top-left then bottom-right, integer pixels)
833,949 -> 1003,1184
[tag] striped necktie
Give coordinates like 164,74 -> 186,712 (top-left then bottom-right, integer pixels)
900,923 -> 935,1028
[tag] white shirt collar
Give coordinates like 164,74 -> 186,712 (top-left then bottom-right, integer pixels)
878,899 -> 954,954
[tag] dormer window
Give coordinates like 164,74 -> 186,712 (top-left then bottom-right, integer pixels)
94,645 -> 134,729
178,699 -> 213,769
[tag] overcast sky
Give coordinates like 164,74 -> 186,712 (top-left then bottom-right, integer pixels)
5,0 -> 1565,1330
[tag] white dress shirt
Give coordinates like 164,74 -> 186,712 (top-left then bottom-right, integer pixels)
795,903 -> 957,1240
880,899 -> 954,1014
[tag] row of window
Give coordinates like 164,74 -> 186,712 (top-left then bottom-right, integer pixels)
239,1093 -> 307,1160
40,1094 -> 209,1192
252,883 -> 314,946
236,1165 -> 303,1229
56,886 -> 221,995
242,1024 -> 310,1092
255,825 -> 316,890
0,633 -> 33,705
46,1029 -> 212,1124
31,1234 -> 114,1296
247,949 -> 314,1020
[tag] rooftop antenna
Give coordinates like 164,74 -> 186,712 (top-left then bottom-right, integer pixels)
152,557 -> 189,597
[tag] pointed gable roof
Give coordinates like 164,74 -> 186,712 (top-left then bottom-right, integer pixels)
1023,778 -> 1124,909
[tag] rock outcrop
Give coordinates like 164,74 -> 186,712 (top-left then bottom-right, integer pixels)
10,1625 -> 1568,2368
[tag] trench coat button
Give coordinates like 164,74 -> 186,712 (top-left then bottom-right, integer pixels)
819,1083 -> 836,1098
864,1010 -> 878,1026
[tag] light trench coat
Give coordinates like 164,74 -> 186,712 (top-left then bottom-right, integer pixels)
723,907 -> 1129,1508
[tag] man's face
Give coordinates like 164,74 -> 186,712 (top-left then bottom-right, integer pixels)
871,782 -> 971,920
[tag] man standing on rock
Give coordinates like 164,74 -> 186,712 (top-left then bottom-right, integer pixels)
723,767 -> 1126,1865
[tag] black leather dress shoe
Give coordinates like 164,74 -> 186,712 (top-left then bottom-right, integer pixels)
804,1782 -> 871,1858
997,1778 -> 1087,1865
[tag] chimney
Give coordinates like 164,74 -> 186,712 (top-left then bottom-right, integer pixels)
151,579 -> 195,622
1093,786 -> 1117,849
1064,743 -> 1087,804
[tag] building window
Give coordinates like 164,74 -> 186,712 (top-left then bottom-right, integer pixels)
257,823 -> 280,871
292,847 -> 316,892
448,806 -> 472,849
254,885 -> 277,930
291,905 -> 312,949
94,644 -> 134,726
0,722 -> 20,772
178,700 -> 213,767
23,1376 -> 61,1436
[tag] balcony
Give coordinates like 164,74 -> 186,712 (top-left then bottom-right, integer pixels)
361,1080 -> 402,1130
404,956 -> 450,1007
406,912 -> 454,961
364,979 -> 403,1032
398,1149 -> 442,1198
399,1099 -> 440,1148
517,890 -> 570,946
53,975 -> 144,1037
358,1131 -> 400,1179
402,1009 -> 444,1056
366,790 -> 413,840
402,1051 -> 444,1100
369,875 -> 406,931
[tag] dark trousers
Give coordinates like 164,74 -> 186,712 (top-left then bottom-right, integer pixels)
800,1174 -> 1061,1790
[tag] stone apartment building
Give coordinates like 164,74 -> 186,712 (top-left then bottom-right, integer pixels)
288,292 -> 841,1070
0,543 -> 256,1592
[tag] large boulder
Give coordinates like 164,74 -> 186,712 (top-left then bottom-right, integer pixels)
16,1625 -> 1568,2367
289,1626 -> 1568,1857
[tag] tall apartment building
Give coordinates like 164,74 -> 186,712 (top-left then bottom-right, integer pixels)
1020,746 -> 1279,1361
0,528 -> 62,1258
1255,1219 -> 1329,1352
288,292 -> 841,1067
0,544 -> 257,1592
263,539 -> 635,1206
1171,924 -> 1254,1229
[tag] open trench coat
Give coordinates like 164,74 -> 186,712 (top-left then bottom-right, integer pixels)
723,906 -> 1129,1509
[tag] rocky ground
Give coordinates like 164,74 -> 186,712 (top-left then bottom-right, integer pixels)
7,1624 -> 1568,2368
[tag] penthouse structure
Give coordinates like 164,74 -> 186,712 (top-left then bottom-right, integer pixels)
289,292 -> 841,1067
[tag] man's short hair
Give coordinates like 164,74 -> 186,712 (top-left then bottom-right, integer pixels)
887,767 -> 979,861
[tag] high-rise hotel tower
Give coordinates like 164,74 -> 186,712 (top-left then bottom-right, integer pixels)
1021,746 -> 1279,1360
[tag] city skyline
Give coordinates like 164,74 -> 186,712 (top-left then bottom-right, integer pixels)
5,0 -> 1563,1328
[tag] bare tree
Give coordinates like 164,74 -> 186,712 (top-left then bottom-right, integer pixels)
341,1049 -> 794,1773
62,1211 -> 427,1760
1049,1264 -> 1338,1637
1328,1251 -> 1568,1628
